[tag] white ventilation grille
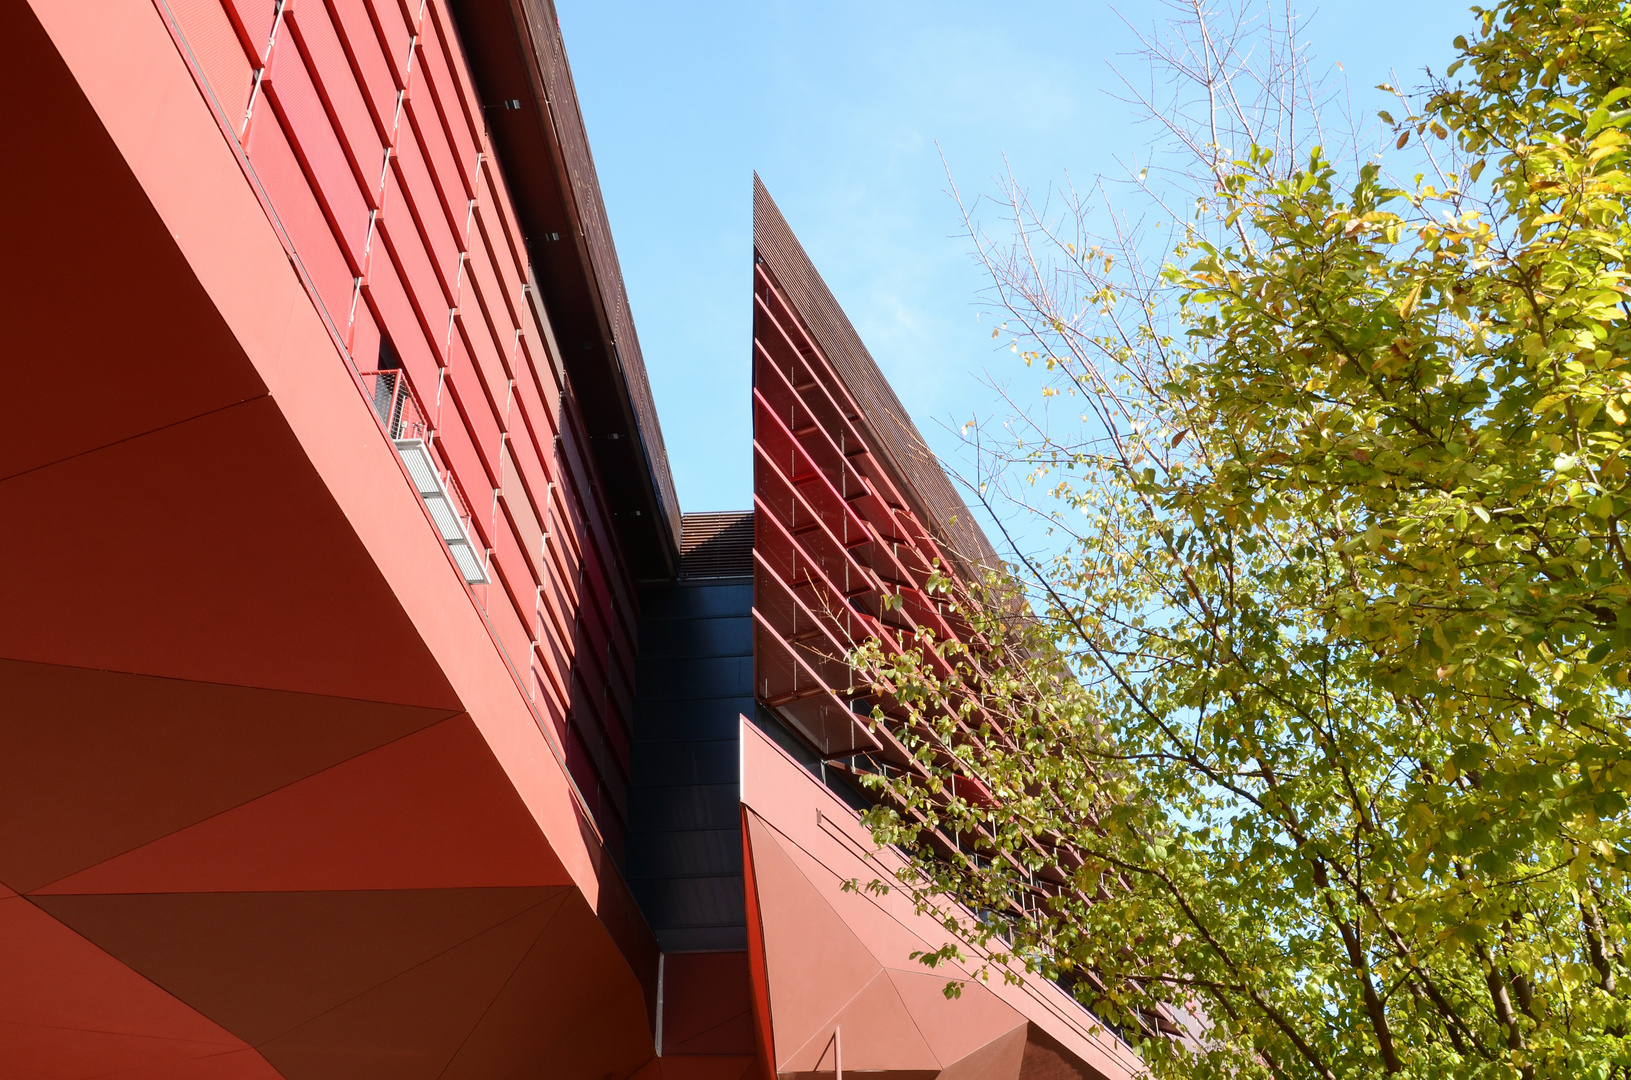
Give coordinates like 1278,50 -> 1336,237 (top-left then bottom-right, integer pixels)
394,438 -> 489,585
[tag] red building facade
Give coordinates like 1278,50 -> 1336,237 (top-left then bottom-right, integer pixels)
0,3 -> 1142,1078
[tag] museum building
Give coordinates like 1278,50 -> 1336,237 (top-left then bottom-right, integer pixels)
0,3 -> 1146,1078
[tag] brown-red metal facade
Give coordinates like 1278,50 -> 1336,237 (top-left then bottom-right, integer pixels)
166,0 -> 646,856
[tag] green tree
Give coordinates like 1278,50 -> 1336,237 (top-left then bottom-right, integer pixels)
850,3 -> 1631,1077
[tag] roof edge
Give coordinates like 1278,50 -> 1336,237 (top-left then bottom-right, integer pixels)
751,175 -> 1002,577
449,0 -> 682,579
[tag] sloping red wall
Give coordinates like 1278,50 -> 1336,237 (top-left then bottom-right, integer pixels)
0,1 -> 661,1076
747,211 -> 1143,1080
163,0 -> 640,855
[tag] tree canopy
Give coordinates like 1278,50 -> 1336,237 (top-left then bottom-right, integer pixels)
848,3 -> 1631,1077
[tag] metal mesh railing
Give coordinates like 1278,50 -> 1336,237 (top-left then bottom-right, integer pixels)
359,368 -> 428,441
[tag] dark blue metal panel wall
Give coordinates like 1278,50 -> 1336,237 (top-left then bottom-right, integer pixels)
627,578 -> 752,952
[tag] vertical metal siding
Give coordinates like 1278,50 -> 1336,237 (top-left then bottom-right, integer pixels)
387,121 -> 459,304
223,0 -> 279,67
285,2 -> 385,208
167,0 -> 255,125
243,109 -> 355,323
327,0 -> 399,141
411,15 -> 478,201
263,40 -> 371,272
374,182 -> 447,354
364,0 -> 414,89
164,0 -> 646,850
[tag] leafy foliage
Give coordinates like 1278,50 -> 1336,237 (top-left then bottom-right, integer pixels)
849,4 -> 1631,1078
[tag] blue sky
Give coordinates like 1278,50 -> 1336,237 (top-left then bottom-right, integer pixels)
556,1 -> 1481,519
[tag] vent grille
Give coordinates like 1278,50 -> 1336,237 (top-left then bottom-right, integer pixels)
680,511 -> 753,579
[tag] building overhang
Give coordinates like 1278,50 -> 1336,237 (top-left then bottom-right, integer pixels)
0,3 -> 658,1074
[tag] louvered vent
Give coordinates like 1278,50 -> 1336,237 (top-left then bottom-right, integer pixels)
679,511 -> 753,579
395,438 -> 489,585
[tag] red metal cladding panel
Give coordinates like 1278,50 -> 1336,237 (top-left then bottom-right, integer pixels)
559,438 -> 621,599
539,570 -> 575,668
263,38 -> 372,273
415,9 -> 480,199
444,331 -> 503,489
515,333 -> 562,433
563,724 -> 600,823
243,107 -> 355,326
358,243 -> 437,385
328,0 -> 399,141
422,5 -> 484,155
499,460 -> 550,590
489,500 -> 538,603
566,670 -> 611,779
543,485 -> 578,573
475,167 -> 528,306
348,290 -> 382,366
536,662 -> 569,739
503,407 -> 555,515
587,541 -> 629,659
579,544 -> 615,639
427,411 -> 486,527
606,652 -> 634,732
455,310 -> 510,419
365,0 -> 414,88
593,668 -> 630,764
286,0 -> 386,208
403,83 -> 470,243
167,0 -> 256,127
552,435 -> 593,541
576,606 -> 611,691
425,1 -> 485,132
567,653 -> 613,767
486,545 -> 534,672
507,380 -> 557,507
390,118 -> 462,303
545,504 -> 582,611
471,212 -> 527,349
534,637 -> 569,716
224,0 -> 279,66
376,174 -> 449,359
495,516 -> 543,640
536,579 -> 572,662
462,239 -> 517,375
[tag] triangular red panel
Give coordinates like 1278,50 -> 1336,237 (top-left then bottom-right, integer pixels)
254,893 -> 566,1080
437,894 -> 654,1080
32,887 -> 568,1046
786,970 -> 940,1076
0,895 -> 279,1079
36,717 -> 570,894
0,657 -> 455,894
743,811 -> 881,1072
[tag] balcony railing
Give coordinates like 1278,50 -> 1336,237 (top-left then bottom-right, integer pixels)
360,367 -> 428,441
